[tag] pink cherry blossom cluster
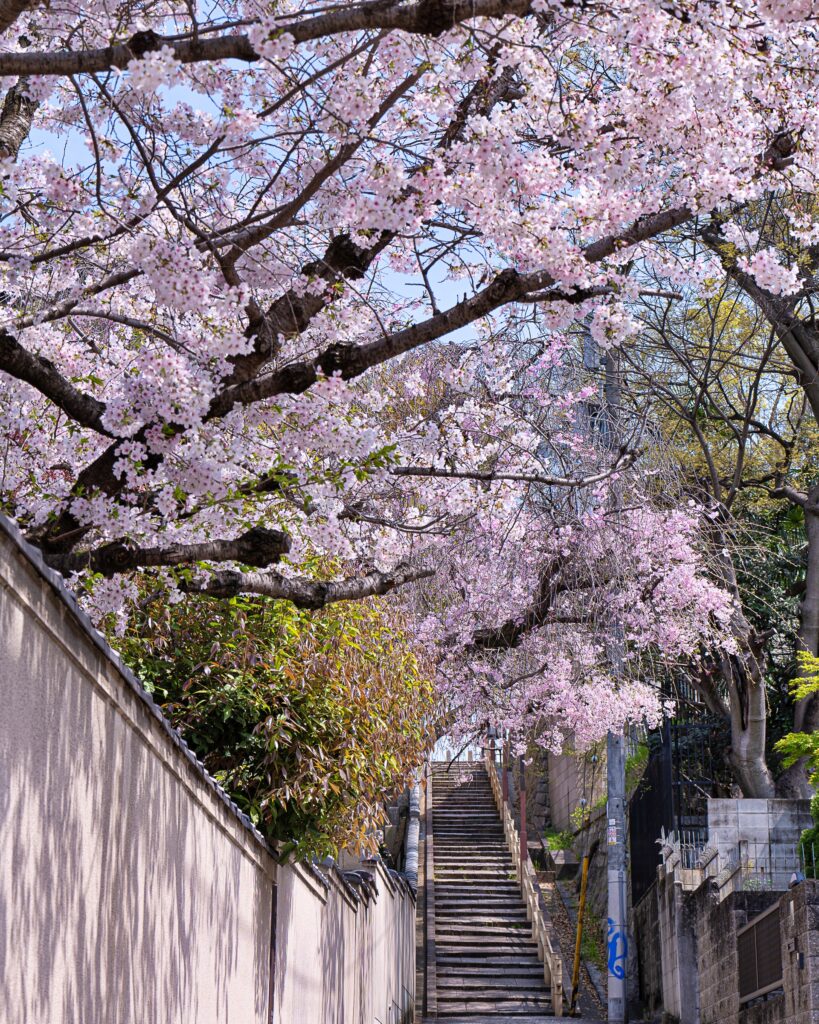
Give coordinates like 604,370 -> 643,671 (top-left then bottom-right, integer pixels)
0,0 -> 815,748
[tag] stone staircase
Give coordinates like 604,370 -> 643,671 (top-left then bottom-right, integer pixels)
427,761 -> 556,1020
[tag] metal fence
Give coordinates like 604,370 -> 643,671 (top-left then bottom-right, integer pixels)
737,903 -> 783,1004
721,839 -> 800,893
799,837 -> 819,879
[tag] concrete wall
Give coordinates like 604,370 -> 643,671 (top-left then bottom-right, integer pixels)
547,749 -> 605,831
656,858 -> 701,1024
707,799 -> 812,892
0,515 -> 415,1024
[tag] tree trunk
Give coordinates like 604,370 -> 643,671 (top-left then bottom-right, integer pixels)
710,542 -> 777,797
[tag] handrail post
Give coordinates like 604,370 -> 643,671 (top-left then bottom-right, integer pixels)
502,735 -> 509,806
519,754 -> 528,874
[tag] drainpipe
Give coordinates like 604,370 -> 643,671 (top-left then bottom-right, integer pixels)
404,783 -> 421,891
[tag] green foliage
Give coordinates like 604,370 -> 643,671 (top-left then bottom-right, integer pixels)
544,828 -> 575,852
773,652 -> 819,789
570,794 -> 606,832
580,907 -> 605,970
625,743 -> 649,794
774,653 -> 819,877
117,591 -> 437,859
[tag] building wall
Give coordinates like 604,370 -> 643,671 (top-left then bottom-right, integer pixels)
0,515 -> 415,1024
707,799 -> 812,891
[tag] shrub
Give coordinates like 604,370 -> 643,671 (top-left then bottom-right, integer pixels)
117,591 -> 437,859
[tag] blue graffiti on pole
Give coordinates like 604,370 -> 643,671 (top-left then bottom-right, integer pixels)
607,918 -> 628,979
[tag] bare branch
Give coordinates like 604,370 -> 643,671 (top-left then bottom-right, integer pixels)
392,450 -> 637,487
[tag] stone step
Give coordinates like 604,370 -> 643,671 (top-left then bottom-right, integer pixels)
436,998 -> 552,1015
433,829 -> 505,836
436,910 -> 528,921
437,976 -> 547,991
435,869 -> 516,877
434,860 -> 511,868
435,934 -> 539,948
434,880 -> 518,888
436,906 -> 526,916
437,964 -> 544,976
436,928 -> 534,941
436,955 -> 544,967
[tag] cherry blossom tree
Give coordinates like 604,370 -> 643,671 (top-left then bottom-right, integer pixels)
1,0 -> 817,759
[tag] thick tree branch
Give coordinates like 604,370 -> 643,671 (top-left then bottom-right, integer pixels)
45,527 -> 291,576
0,1 -> 535,78
0,330 -> 110,433
213,207 -> 696,415
0,0 -> 32,34
471,556 -> 568,649
184,561 -> 434,608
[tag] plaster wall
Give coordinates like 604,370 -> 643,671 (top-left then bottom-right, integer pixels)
0,521 -> 277,1024
0,515 -> 415,1024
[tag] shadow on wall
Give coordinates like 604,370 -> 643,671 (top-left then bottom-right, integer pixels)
0,532 -> 275,1024
273,856 -> 416,1024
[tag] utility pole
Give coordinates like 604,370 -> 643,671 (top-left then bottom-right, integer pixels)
604,347 -> 628,1023
606,730 -> 628,1022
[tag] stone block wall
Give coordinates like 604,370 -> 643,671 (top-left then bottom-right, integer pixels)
632,882 -> 663,1017
694,887 -> 780,1024
658,880 -> 819,1024
508,747 -> 552,840
707,799 -> 812,891
776,881 -> 819,1024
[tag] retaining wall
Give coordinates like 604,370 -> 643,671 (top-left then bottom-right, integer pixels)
0,514 -> 414,1024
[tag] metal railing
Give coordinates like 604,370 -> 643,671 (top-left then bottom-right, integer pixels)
661,831 -> 803,895
484,745 -> 564,1016
737,903 -> 783,1004
798,837 -> 819,879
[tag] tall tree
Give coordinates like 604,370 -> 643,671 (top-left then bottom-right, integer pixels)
0,0 -> 817,747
